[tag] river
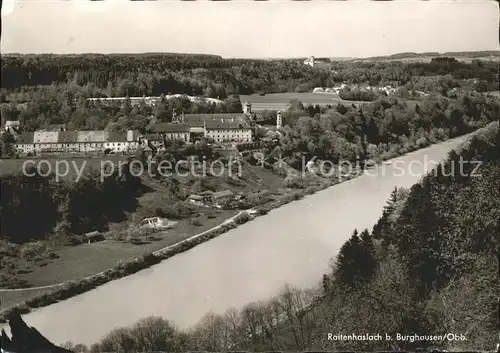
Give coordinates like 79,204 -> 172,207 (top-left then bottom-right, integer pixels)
0,135 -> 469,346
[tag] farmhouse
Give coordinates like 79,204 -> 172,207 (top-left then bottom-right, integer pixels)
14,130 -> 140,156
187,194 -> 204,206
187,193 -> 213,207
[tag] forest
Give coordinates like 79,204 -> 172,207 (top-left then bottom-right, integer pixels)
0,52 -> 499,352
0,53 -> 498,136
1,54 -> 498,98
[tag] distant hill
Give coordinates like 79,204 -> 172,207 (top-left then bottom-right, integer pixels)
362,50 -> 500,62
1,52 -> 224,60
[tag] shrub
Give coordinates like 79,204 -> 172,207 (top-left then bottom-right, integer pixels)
257,207 -> 270,215
19,242 -> 57,262
191,219 -> 203,226
234,213 -> 250,225
285,174 -> 306,189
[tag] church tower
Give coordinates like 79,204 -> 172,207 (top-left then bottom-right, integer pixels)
172,109 -> 179,123
243,101 -> 252,115
276,111 -> 282,130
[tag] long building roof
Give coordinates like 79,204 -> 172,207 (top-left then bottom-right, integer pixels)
148,123 -> 190,133
183,113 -> 250,128
205,120 -> 251,130
15,130 -> 140,144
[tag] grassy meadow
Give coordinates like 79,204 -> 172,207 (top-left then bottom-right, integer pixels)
239,92 -> 368,110
0,155 -> 129,180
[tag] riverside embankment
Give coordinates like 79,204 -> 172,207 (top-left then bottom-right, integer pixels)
0,135 -> 470,346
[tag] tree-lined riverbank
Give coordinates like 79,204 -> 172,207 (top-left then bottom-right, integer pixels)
0,134 -> 472,345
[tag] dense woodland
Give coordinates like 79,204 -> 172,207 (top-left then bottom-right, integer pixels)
276,92 -> 498,166
0,161 -> 143,243
64,121 -> 499,352
0,54 -> 498,134
1,54 -> 498,97
1,53 -> 499,350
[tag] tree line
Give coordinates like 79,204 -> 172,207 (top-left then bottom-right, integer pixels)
0,160 -> 143,244
0,89 -> 243,133
274,92 -> 499,168
1,55 -> 498,98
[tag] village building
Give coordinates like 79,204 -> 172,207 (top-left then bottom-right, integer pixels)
14,130 -> 140,156
86,96 -> 159,108
3,120 -> 20,133
212,189 -> 236,207
139,133 -> 164,153
187,193 -> 213,207
82,231 -> 105,244
304,56 -> 315,67
148,112 -> 254,145
204,118 -> 252,144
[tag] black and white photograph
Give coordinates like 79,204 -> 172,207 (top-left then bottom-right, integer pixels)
0,0 -> 499,352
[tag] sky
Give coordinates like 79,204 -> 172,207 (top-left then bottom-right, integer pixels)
1,0 -> 498,58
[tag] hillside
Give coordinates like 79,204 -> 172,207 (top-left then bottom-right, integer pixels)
309,121 -> 500,351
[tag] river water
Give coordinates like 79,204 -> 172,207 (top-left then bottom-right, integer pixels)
1,136 -> 468,346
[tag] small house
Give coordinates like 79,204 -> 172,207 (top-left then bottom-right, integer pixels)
199,190 -> 214,197
212,190 -> 235,207
188,194 -> 204,206
83,231 -> 104,244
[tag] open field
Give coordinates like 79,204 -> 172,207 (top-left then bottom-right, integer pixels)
0,155 -> 129,180
0,160 -> 287,309
240,92 -> 369,110
361,56 -> 500,63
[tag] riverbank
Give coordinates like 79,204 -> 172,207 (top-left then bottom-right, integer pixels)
0,133 -> 471,323
0,170 -> 355,322
0,133 -> 473,345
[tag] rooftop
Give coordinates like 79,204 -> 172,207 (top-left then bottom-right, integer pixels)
205,119 -> 251,130
148,123 -> 190,133
39,124 -> 66,132
16,132 -> 34,144
213,189 -> 234,198
15,130 -> 140,144
183,113 -> 247,128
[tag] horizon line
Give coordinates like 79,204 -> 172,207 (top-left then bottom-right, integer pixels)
2,49 -> 499,60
